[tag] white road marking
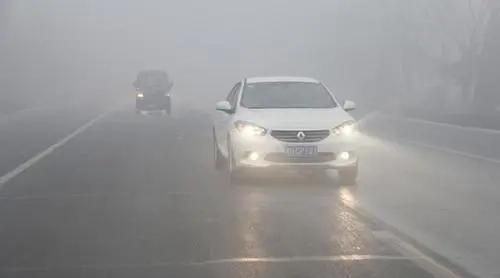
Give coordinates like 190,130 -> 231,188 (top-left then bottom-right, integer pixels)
340,195 -> 467,277
360,112 -> 500,164
362,112 -> 500,135
1,255 -> 421,272
407,117 -> 500,135
187,255 -> 421,266
407,140 -> 500,165
373,231 -> 462,278
0,111 -> 111,190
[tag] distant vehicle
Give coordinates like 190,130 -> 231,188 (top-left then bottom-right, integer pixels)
133,70 -> 173,114
213,76 -> 359,184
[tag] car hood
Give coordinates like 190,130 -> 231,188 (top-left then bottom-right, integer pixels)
236,108 -> 354,130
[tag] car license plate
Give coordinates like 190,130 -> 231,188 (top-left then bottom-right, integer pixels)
285,145 -> 318,158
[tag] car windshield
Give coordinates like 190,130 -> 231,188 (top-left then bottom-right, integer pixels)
136,71 -> 169,90
241,82 -> 337,109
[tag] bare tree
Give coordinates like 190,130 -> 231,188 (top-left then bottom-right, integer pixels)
440,0 -> 497,110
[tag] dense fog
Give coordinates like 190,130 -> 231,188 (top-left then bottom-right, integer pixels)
1,0 -> 499,114
2,2 -> 500,278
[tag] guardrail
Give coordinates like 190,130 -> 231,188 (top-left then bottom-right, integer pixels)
362,113 -> 500,163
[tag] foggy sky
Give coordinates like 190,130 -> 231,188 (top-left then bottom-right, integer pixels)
2,0 -> 375,108
3,0 -> 462,112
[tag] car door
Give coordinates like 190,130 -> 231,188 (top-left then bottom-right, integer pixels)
214,82 -> 241,157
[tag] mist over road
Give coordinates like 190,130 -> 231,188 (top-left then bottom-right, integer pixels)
2,0 -> 499,277
0,95 -> 494,277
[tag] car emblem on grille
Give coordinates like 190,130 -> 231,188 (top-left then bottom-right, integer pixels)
297,131 -> 306,141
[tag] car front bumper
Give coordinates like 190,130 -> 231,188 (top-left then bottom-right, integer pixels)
136,95 -> 170,111
230,129 -> 358,170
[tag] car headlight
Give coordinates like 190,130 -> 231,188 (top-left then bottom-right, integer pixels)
234,121 -> 267,136
332,121 -> 357,136
137,93 -> 144,98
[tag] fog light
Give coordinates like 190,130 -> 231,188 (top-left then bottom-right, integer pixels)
338,151 -> 350,161
248,152 -> 259,161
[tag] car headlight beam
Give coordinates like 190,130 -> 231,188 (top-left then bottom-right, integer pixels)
234,121 -> 267,136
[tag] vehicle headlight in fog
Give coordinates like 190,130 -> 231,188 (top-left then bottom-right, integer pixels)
137,93 -> 144,98
338,151 -> 350,160
248,152 -> 259,161
234,121 -> 267,137
332,121 -> 357,136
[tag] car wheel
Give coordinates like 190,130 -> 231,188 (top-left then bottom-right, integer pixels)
338,163 -> 358,186
213,130 -> 226,171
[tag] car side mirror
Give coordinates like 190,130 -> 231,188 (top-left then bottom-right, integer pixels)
216,101 -> 233,113
343,100 -> 356,111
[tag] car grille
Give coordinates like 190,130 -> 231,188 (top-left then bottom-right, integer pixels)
271,130 -> 330,142
265,152 -> 336,163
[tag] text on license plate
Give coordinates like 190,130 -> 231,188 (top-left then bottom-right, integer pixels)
285,145 -> 318,157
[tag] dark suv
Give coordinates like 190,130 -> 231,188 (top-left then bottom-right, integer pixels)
134,70 -> 173,114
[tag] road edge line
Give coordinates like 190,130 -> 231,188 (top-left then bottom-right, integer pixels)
0,110 -> 112,190
365,129 -> 500,165
341,202 -> 479,278
406,117 -> 500,135
406,140 -> 500,165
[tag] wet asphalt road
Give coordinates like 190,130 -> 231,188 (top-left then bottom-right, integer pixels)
0,104 -> 472,278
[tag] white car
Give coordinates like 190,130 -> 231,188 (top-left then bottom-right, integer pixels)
213,76 -> 359,184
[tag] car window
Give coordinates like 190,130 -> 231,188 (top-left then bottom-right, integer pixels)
241,82 -> 337,109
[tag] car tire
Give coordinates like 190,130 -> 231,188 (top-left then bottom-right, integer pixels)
213,130 -> 226,171
338,163 -> 358,186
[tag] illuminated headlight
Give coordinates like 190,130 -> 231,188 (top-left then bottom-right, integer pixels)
248,152 -> 259,161
338,151 -> 350,160
137,93 -> 144,98
332,121 -> 357,136
234,121 -> 267,136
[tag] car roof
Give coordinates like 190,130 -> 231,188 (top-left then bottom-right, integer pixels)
245,76 -> 320,84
